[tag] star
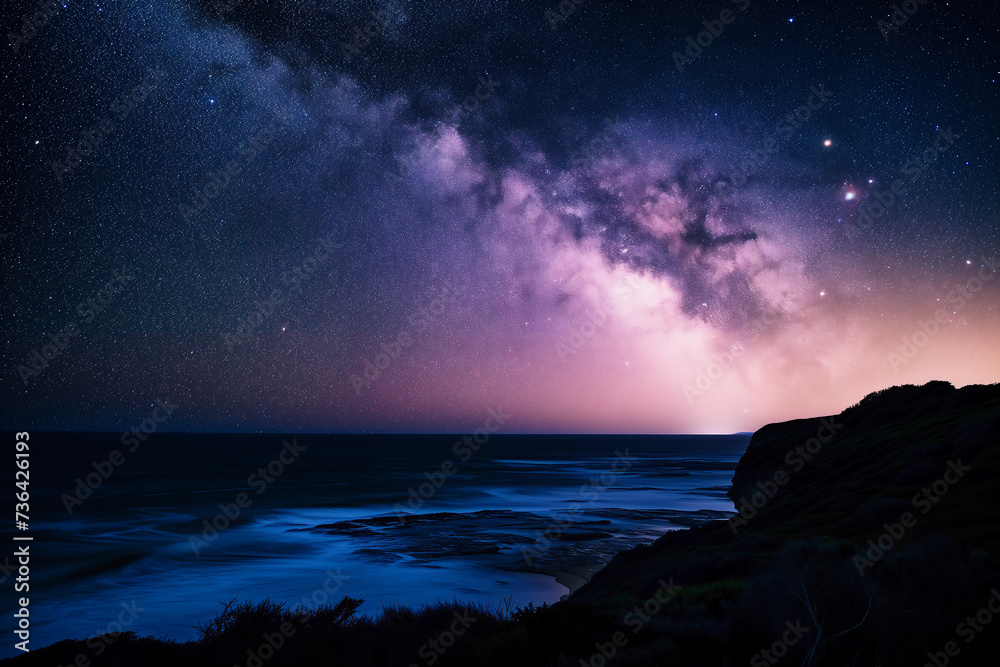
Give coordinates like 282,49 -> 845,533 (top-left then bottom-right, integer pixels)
2,0 -> 995,441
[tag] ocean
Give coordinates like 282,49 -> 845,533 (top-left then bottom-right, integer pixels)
2,432 -> 748,657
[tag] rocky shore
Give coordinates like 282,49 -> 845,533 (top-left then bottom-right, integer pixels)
7,381 -> 999,666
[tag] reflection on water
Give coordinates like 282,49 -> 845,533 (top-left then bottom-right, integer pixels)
9,433 -> 747,656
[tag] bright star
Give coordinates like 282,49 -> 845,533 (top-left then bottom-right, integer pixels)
823,139 -> 832,147
845,191 -> 855,201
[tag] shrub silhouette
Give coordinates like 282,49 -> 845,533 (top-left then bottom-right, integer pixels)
194,597 -> 288,645
9,381 -> 1000,667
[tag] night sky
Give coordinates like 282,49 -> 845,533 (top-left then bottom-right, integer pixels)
2,0 -> 997,433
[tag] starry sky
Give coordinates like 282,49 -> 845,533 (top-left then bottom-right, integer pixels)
2,0 -> 998,434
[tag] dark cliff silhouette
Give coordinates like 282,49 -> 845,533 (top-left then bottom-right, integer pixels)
6,381 -> 999,666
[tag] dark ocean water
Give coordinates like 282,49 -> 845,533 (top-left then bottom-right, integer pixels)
1,432 -> 748,657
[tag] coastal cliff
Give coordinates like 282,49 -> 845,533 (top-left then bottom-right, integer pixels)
6,381 -> 999,666
576,380 -> 1000,604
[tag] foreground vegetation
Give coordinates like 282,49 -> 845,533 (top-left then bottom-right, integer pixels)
8,381 -> 1000,666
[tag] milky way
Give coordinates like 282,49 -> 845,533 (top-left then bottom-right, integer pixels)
2,0 -> 997,433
